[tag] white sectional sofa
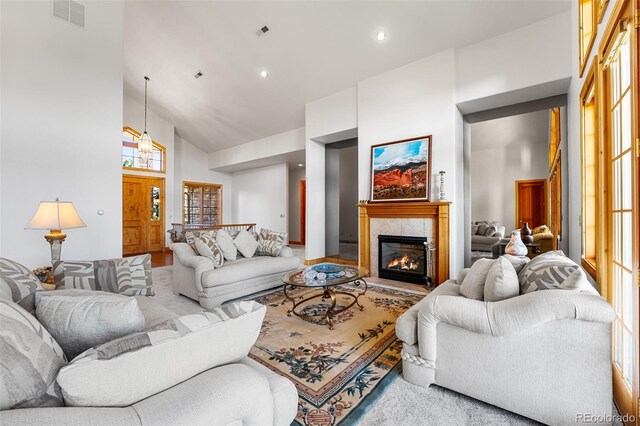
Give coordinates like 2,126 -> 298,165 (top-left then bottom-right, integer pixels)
172,242 -> 300,309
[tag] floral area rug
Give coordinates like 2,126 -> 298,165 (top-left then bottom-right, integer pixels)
248,282 -> 426,426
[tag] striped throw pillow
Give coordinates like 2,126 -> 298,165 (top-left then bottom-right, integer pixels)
53,254 -> 154,296
194,235 -> 224,268
0,298 -> 67,409
0,257 -> 44,314
256,228 -> 287,257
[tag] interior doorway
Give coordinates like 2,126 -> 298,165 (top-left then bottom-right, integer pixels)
325,138 -> 358,263
122,174 -> 165,256
288,167 -> 306,245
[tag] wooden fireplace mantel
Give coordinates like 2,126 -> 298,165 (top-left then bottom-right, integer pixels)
358,201 -> 451,285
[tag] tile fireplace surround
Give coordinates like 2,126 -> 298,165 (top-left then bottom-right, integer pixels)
358,202 -> 451,285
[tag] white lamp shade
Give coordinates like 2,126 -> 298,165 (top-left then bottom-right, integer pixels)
138,131 -> 153,154
26,200 -> 86,230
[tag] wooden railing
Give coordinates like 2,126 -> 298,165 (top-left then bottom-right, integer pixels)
168,223 -> 256,243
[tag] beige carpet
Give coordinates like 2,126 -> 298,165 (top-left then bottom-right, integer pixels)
151,266 -> 544,425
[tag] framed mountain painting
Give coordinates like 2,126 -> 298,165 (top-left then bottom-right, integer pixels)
370,135 -> 432,202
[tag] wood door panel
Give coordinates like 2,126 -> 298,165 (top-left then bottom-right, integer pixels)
123,175 -> 165,255
515,179 -> 547,229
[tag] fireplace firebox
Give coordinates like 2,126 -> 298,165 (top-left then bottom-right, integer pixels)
378,235 -> 434,285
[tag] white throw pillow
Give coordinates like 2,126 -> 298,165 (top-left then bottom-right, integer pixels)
484,257 -> 519,302
56,301 -> 266,407
233,230 -> 259,258
501,254 -> 530,274
36,290 -> 146,360
215,229 -> 237,261
459,258 -> 493,300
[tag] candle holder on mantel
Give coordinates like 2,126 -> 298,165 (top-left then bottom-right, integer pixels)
438,171 -> 446,201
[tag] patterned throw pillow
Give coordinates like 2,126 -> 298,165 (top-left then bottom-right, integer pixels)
54,254 -> 154,296
256,228 -> 287,257
0,298 -> 67,410
0,257 -> 44,314
185,230 -> 216,251
518,251 -> 593,294
194,235 -> 224,268
56,301 -> 266,407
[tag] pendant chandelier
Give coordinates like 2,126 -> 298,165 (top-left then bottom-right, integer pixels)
138,76 -> 153,154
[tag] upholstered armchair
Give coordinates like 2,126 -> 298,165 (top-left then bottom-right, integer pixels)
396,274 -> 614,425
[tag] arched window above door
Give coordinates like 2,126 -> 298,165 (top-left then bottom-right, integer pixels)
122,126 -> 166,173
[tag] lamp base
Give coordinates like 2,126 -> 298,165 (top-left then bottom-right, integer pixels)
44,230 -> 66,264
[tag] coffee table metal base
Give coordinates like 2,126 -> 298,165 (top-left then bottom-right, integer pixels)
283,279 -> 367,330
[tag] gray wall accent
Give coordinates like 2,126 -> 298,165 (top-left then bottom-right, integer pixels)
465,94 -> 567,124
325,148 -> 340,255
288,167 -> 305,242
339,145 -> 358,243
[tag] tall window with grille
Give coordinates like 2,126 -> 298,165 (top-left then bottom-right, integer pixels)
183,182 -> 222,225
580,60 -> 599,279
598,0 -> 638,418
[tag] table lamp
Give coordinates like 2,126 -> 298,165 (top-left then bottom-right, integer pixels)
26,198 -> 86,263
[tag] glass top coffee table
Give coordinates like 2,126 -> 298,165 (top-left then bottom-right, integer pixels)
282,263 -> 368,330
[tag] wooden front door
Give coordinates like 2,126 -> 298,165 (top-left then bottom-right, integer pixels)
515,179 -> 547,229
123,175 -> 165,256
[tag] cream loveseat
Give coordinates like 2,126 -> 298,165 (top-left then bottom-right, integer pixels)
0,257 -> 298,426
172,242 -> 300,309
396,253 -> 615,425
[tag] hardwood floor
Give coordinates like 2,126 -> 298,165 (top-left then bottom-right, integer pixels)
150,250 -> 173,268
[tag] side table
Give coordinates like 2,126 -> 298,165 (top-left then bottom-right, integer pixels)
492,239 -> 541,259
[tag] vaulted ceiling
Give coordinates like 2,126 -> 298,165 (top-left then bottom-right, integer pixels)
124,1 -> 571,153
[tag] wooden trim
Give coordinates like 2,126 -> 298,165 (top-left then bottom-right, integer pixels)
580,58 -> 601,282
181,181 -> 223,225
598,0 -> 611,23
122,126 -> 167,174
549,151 -> 562,249
289,241 -> 304,246
579,0 -> 598,77
304,256 -> 358,266
358,201 -> 450,285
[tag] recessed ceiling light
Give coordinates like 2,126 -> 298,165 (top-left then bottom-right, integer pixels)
376,30 -> 386,41
260,70 -> 269,78
298,163 -> 304,167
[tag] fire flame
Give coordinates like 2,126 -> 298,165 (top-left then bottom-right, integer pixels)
386,254 -> 420,271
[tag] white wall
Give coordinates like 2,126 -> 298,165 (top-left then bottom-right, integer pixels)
455,11 -> 572,106
288,167 -> 305,242
232,164 -> 288,236
358,49 -> 460,273
175,134 -> 233,225
1,0 -> 124,267
339,145 -> 358,242
123,94 -> 175,247
470,110 -> 550,232
209,127 -> 305,171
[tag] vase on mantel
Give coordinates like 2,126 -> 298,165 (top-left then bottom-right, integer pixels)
505,230 -> 528,257
520,222 -> 533,244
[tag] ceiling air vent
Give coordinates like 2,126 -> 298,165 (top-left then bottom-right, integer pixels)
256,25 -> 269,37
52,0 -> 85,29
